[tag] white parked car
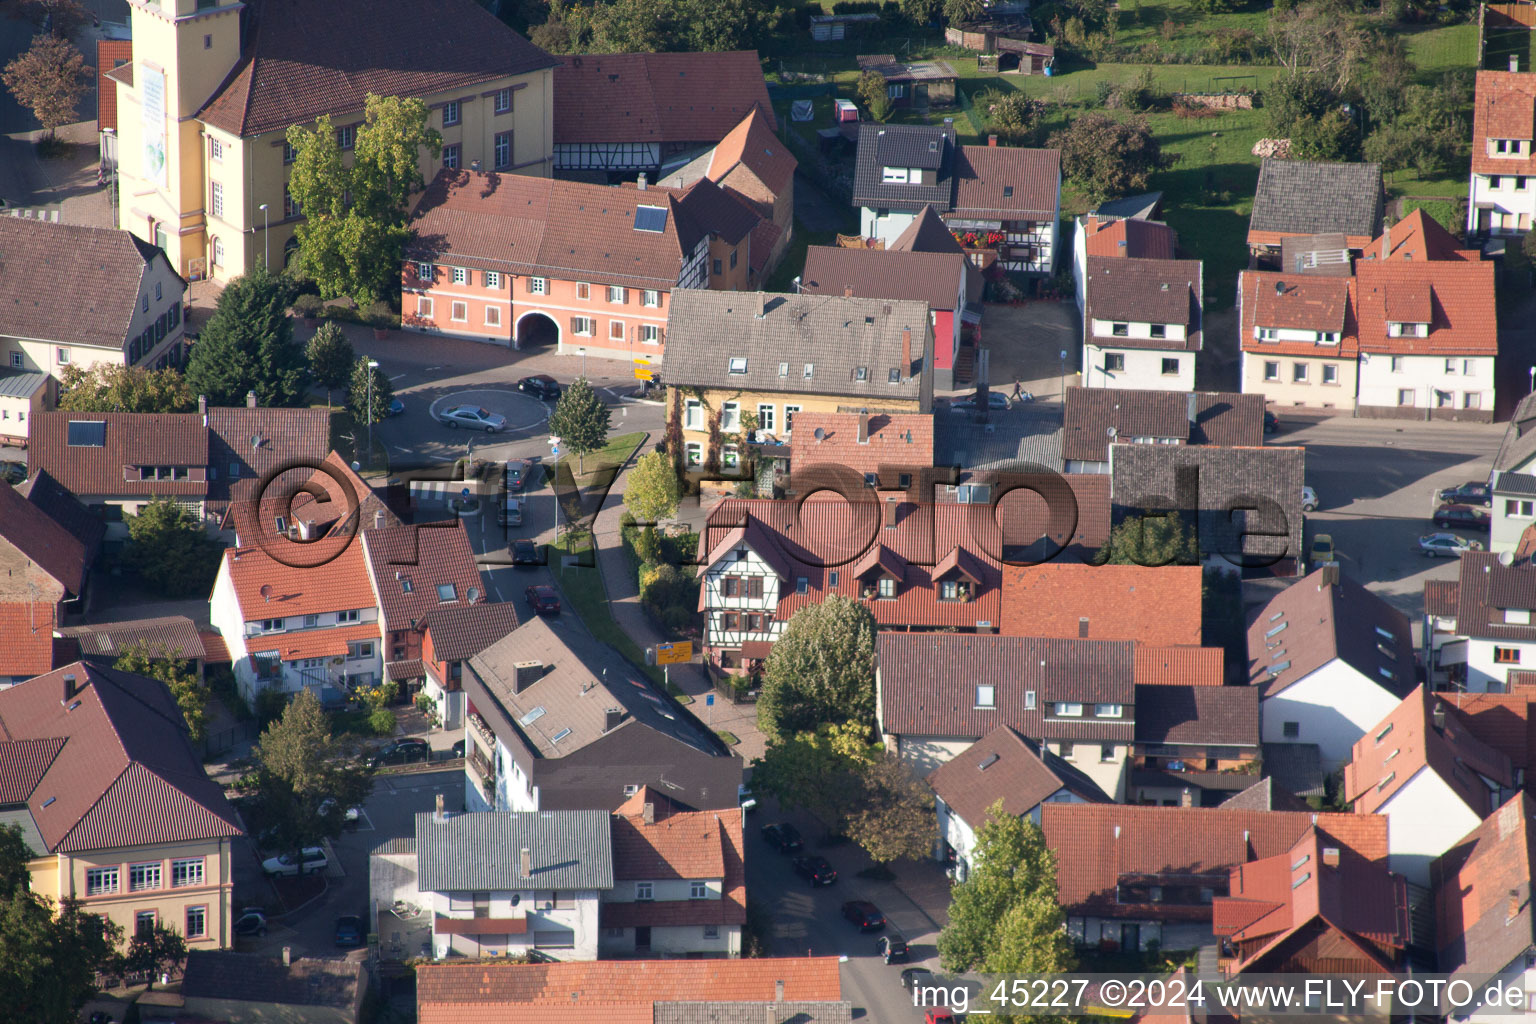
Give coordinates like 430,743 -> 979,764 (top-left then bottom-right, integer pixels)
1301,486 -> 1318,513
262,846 -> 328,876
439,405 -> 507,432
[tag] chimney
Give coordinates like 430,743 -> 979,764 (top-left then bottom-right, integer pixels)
62,673 -> 76,702
471,159 -> 482,172
643,801 -> 656,824
605,706 -> 627,732
1187,392 -> 1198,425
246,390 -> 257,409
857,414 -> 870,444
282,946 -> 292,967
1322,846 -> 1340,868
520,847 -> 532,878
1433,703 -> 1447,732
901,327 -> 912,377
637,172 -> 647,191
1510,887 -> 1523,920
1180,787 -> 1194,807
988,134 -> 998,147
374,509 -> 385,530
843,284 -> 853,298
1078,616 -> 1089,638
1320,564 -> 1339,588
755,293 -> 766,318
884,498 -> 897,529
513,660 -> 542,693
434,793 -> 445,821
1513,54 -> 1522,73
775,980 -> 785,1001
197,394 -> 207,415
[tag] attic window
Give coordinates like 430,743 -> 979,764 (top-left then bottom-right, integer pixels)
1269,660 -> 1292,674
1378,667 -> 1396,680
928,140 -> 939,152
855,367 -> 869,381
552,728 -> 572,743
1291,853 -> 1310,871
1291,872 -> 1311,890
889,368 -> 901,383
437,583 -> 457,602
1375,722 -> 1394,743
779,362 -> 789,377
804,364 -> 814,379
401,578 -> 414,593
728,357 -> 748,375
1377,643 -> 1397,660
1375,771 -> 1396,792
1373,626 -> 1393,641
1270,648 -> 1287,661
634,205 -> 668,233
1003,185 -> 1014,197
978,753 -> 1000,770
796,577 -> 808,594
1265,622 -> 1288,638
1269,611 -> 1284,622
66,421 -> 106,447
519,706 -> 547,726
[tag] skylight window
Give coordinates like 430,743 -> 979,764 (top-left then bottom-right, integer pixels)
552,728 -> 572,743
1269,660 -> 1292,674
1266,622 -> 1288,638
66,421 -> 106,447
1291,872 -> 1311,890
634,205 -> 668,232
520,706 -> 547,726
978,753 -> 1000,771
1291,854 -> 1310,870
728,357 -> 748,375
1374,626 -> 1394,641
437,583 -> 457,601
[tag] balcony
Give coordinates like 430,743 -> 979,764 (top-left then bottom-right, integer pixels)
467,747 -> 497,802
468,712 -> 496,751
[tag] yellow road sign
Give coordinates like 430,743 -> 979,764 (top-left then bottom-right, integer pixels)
634,368 -> 654,381
655,641 -> 692,665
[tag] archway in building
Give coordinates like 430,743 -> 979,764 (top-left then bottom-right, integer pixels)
283,236 -> 300,268
515,311 -> 560,351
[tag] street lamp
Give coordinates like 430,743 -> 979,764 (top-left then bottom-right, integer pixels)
577,346 -> 586,381
1059,349 -> 1067,400
366,359 -> 379,465
1529,365 -> 1534,396
258,203 -> 269,268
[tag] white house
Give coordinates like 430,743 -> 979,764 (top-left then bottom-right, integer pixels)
1080,255 -> 1202,392
208,539 -> 382,706
1489,394 -> 1536,556
1426,551 -> 1536,693
697,518 -> 792,674
1071,213 -> 1178,314
413,806 -> 613,960
1251,567 -> 1416,771
926,725 -> 1109,882
1469,71 -> 1536,239
1344,686 -> 1514,886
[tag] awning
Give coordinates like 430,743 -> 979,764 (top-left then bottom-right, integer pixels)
962,302 -> 985,325
741,641 -> 775,660
434,915 -> 528,936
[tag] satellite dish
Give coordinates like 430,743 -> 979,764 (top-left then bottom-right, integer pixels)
468,587 -> 481,602
259,584 -> 273,602
1500,551 -> 1516,567
1107,426 -> 1118,438
351,461 -> 362,471
813,427 -> 826,441
250,434 -> 265,450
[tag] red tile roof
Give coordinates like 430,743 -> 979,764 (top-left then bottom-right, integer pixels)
553,52 -> 774,146
1213,825 -> 1408,972
927,725 -> 1110,827
0,662 -> 242,853
408,169 -> 691,289
1345,685 -> 1514,816
1432,792 -> 1536,979
1083,215 -> 1177,259
198,0 -> 557,137
246,621 -> 382,660
1363,208 -> 1476,262
96,40 -> 132,132
1000,564 -> 1203,646
0,483 -> 92,596
801,246 -> 969,312
1354,259 -> 1497,356
787,412 -> 936,479
1472,71 -> 1536,176
415,958 -> 842,1010
1440,691 -> 1536,768
28,412 -> 208,499
708,107 -> 796,197
603,791 -> 746,929
223,533 -> 377,621
1041,803 -> 1389,920
1239,271 -> 1359,357
363,522 -> 487,634
1134,645 -> 1225,686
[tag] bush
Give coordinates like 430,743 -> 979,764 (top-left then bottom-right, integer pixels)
254,688 -> 289,726
292,293 -> 324,317
365,299 -> 395,329
369,707 -> 398,736
634,525 -> 664,564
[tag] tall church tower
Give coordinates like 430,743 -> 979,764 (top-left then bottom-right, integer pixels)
113,0 -> 243,277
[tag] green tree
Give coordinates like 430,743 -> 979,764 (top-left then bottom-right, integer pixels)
750,721 -> 880,837
1049,112 -> 1171,205
758,595 -> 877,741
346,355 -> 393,426
56,363 -> 196,413
943,0 -> 984,26
123,498 -> 224,598
899,0 -> 941,25
845,754 -> 935,865
305,321 -> 354,409
548,376 -> 611,474
244,690 -> 374,870
114,641 -> 208,744
623,450 -> 681,523
185,264 -> 308,407
2,33 -> 91,139
979,89 -> 1045,145
938,802 -> 1075,995
1289,105 -> 1361,161
1091,512 -> 1199,567
856,70 -> 892,123
123,923 -> 186,991
0,823 -> 124,1023
285,95 -> 441,306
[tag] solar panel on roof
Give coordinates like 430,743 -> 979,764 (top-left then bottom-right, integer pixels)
67,421 -> 106,447
634,205 -> 668,233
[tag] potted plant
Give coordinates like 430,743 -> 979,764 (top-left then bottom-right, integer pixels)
293,292 -> 323,328
367,300 -> 394,340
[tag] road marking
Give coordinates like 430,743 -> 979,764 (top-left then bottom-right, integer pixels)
389,373 -> 407,381
424,365 -> 445,371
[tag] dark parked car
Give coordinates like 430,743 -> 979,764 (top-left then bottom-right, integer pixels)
334,914 -> 364,948
372,738 -> 430,766
792,855 -> 837,886
232,907 -> 268,937
511,539 -> 541,566
1434,503 -> 1492,532
901,967 -> 935,992
1439,481 -> 1492,507
1263,410 -> 1279,434
518,374 -> 562,400
761,822 -> 803,854
526,584 -> 562,616
841,900 -> 885,931
451,739 -> 466,759
505,458 -> 534,492
877,933 -> 909,963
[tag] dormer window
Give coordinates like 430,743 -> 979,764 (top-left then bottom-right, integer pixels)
1257,327 -> 1278,342
1317,331 -> 1339,344
1493,138 -> 1530,157
881,166 -> 920,183
728,357 -> 747,375
1506,608 -> 1532,625
876,576 -> 896,599
1388,322 -> 1428,338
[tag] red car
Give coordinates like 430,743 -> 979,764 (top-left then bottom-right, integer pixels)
525,585 -> 561,616
924,1011 -> 957,1024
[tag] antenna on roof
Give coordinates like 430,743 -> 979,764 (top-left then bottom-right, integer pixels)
1500,551 -> 1516,567
1107,426 -> 1118,439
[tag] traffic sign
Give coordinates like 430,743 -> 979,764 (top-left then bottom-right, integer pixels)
705,693 -> 715,707
634,368 -> 654,381
655,641 -> 692,665
461,487 -> 471,498
549,436 -> 561,447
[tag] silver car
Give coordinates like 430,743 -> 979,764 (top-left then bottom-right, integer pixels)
439,405 -> 507,433
1419,532 -> 1483,558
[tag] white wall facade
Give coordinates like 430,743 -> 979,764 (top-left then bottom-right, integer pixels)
886,733 -> 976,776
1260,663 -> 1404,771
701,545 -> 785,652
428,886 -> 601,961
1357,353 -> 1494,415
1377,768 -> 1483,887
1083,343 -> 1195,391
861,207 -> 919,246
937,789 -> 1085,882
1046,740 -> 1129,803
1469,172 -> 1536,235
1240,349 -> 1359,411
598,877 -> 740,956
1492,472 -> 1535,555
1465,637 -> 1536,692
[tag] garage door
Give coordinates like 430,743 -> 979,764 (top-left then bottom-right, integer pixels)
533,927 -> 575,949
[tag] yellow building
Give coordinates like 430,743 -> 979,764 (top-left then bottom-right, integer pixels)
662,291 -> 934,475
110,0 -> 558,283
2,663 -> 243,948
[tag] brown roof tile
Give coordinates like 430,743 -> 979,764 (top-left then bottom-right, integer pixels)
58,615 -> 206,662
1082,215 -> 1177,259
927,724 -> 1110,827
408,169 -> 690,289
363,522 -> 486,634
1001,564 -> 1203,646
0,662 -> 242,853
0,736 -> 64,805
1472,71 -> 1536,176
206,406 -> 332,513
0,218 -> 172,351
1083,256 -> 1202,351
0,482 -> 92,596
952,144 -> 1060,220
423,602 -> 521,662
1134,684 -> 1259,747
28,412 -> 208,499
1452,551 -> 1536,643
20,469 -> 105,560
1441,691 -> 1536,769
198,0 -> 556,137
1042,802 -> 1389,920
553,52 -> 774,146
416,958 -> 842,1008
609,789 -> 746,928
1433,792 -> 1536,979
801,246 -> 968,312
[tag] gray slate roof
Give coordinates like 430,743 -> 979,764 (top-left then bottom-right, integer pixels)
0,370 -> 46,399
664,291 -> 931,403
181,952 -> 364,1009
936,402 -> 1062,471
1248,159 -> 1384,240
1497,471 -> 1536,496
415,809 -> 614,892
1109,443 -> 1305,569
1495,392 -> 1536,473
852,123 -> 955,209
1092,192 -> 1162,220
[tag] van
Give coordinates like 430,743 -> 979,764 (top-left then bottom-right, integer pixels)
498,498 -> 523,527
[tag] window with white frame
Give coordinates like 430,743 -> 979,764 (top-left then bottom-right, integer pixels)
494,131 -> 512,169
495,87 -> 512,113
1054,702 -> 1083,717
689,881 -> 707,899
729,357 -> 748,375
636,882 -> 654,900
784,405 -> 800,434
418,262 -> 434,282
976,684 -> 995,708
642,289 -> 660,307
722,444 -> 739,469
576,281 -> 591,299
283,186 -> 301,218
338,609 -> 360,623
609,320 -> 625,341
1257,327 -> 1278,341
1263,360 -> 1279,382
1398,388 -> 1416,406
186,905 -> 207,939
757,405 -> 775,433
640,323 -> 660,344
1322,364 -> 1338,385
336,124 -> 355,149
1094,703 -> 1123,718
485,306 -> 501,327
418,296 -> 434,318
129,862 -> 162,892
442,143 -> 459,170
685,442 -> 703,467
442,100 -> 460,127
720,402 -> 740,431
684,400 -> 703,430
485,270 -> 501,289
210,181 -> 224,218
451,301 -> 467,322
86,867 -> 119,895
1391,356 -> 1404,372
171,858 -> 204,888
572,317 -> 595,336
209,137 -> 222,161
608,286 -> 627,304
283,141 -> 297,163
57,347 -> 70,365
529,277 -> 547,295
452,267 -> 467,285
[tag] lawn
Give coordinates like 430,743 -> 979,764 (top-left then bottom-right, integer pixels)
569,429 -> 646,481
